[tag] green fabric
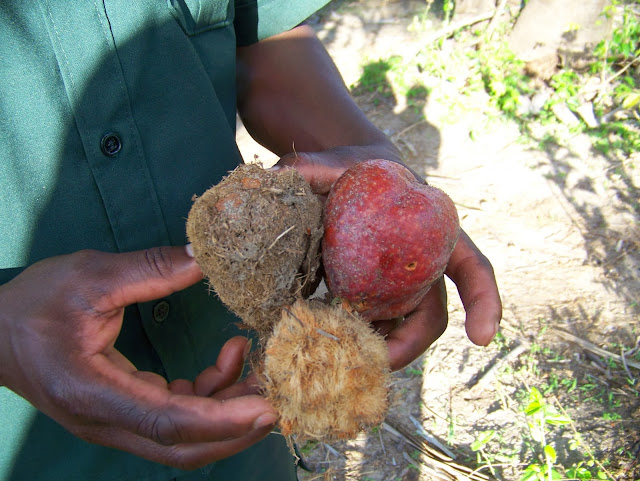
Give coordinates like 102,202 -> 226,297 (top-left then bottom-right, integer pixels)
0,0 -> 328,480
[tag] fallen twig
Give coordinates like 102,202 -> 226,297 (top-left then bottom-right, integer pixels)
402,9 -> 496,61
409,415 -> 457,459
322,443 -> 343,459
483,0 -> 508,43
391,119 -> 427,140
426,10 -> 496,44
465,343 -> 529,398
553,329 -> 640,370
454,201 -> 484,211
378,426 -> 386,455
383,419 -> 494,481
620,346 -> 637,383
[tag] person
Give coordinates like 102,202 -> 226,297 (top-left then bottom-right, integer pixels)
0,1 -> 502,480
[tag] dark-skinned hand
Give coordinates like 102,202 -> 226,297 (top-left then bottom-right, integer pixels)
274,148 -> 503,371
0,246 -> 278,470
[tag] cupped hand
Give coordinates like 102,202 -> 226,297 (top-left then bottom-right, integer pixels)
275,147 -> 502,371
380,230 -> 502,370
0,247 -> 278,470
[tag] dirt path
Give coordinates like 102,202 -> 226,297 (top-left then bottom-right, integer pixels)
237,2 -> 640,479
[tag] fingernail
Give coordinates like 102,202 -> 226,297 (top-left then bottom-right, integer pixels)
253,413 -> 278,430
243,338 -> 253,360
484,319 -> 501,347
267,165 -> 282,172
185,243 -> 194,258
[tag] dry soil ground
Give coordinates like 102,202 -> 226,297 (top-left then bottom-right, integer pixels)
236,1 -> 640,480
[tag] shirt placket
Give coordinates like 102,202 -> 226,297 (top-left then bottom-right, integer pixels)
39,0 -> 200,379
40,0 -> 171,252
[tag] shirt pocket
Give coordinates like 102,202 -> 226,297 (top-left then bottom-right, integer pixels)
168,0 -> 232,36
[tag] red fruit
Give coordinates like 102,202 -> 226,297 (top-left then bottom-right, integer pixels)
322,159 -> 460,321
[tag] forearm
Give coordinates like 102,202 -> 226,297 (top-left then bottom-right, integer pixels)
236,24 -> 401,161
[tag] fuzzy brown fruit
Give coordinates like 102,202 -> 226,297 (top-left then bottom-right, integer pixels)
261,299 -> 390,441
186,164 -> 323,334
323,159 -> 460,321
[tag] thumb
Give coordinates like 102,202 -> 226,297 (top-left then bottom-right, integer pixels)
274,144 -> 408,195
97,245 -> 204,311
274,151 -> 347,195
275,144 -> 394,195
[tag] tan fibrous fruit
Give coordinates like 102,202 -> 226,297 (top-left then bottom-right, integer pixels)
186,164 -> 323,334
260,299 -> 391,441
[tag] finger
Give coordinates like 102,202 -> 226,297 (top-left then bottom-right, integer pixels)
384,279 -> 448,371
103,349 -> 171,390
274,152 -> 344,195
168,379 -> 196,396
132,372 -> 170,389
75,354 -> 278,446
194,337 -> 250,397
275,145 -> 411,195
371,318 -> 400,337
74,418 -> 275,470
107,338 -> 251,398
162,426 -> 274,469
445,230 -> 502,346
94,245 -> 204,313
211,373 -> 262,401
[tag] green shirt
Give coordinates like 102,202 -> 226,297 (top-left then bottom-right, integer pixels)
0,1 -> 328,479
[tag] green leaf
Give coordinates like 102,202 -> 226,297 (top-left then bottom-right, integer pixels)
544,444 -> 557,463
529,424 -> 544,443
567,466 -> 593,480
550,468 -> 563,480
471,430 -> 495,451
544,411 -> 571,425
530,386 -> 543,401
520,464 -> 544,481
524,400 -> 542,416
569,437 -> 581,450
622,92 -> 640,110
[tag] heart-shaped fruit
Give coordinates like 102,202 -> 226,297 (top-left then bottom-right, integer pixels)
322,159 -> 460,321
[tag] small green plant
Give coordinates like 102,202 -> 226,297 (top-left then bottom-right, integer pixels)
443,0 -> 455,24
566,463 -> 601,481
471,430 -> 498,478
549,70 -> 581,110
594,0 -> 640,71
587,0 -> 640,156
591,120 -> 640,158
602,411 -> 622,421
560,377 -> 577,392
479,46 -> 532,118
405,367 -> 423,376
298,439 -> 318,456
521,387 -> 570,481
519,387 -> 614,481
351,57 -> 399,98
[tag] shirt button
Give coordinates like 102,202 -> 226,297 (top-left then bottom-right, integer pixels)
153,300 -> 170,323
100,133 -> 122,156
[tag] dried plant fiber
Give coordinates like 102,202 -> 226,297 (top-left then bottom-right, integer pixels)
186,164 -> 323,334
261,299 -> 391,441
